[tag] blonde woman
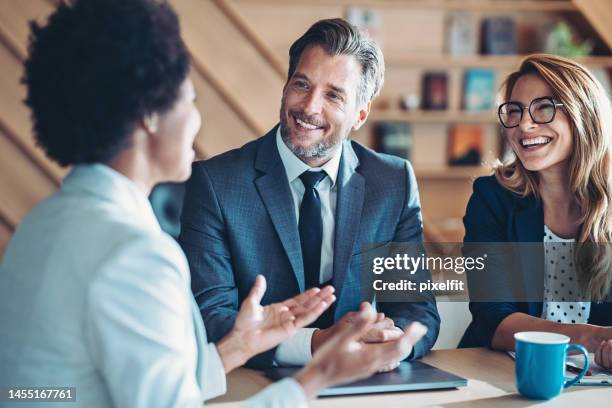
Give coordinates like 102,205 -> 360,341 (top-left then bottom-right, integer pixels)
459,54 -> 612,369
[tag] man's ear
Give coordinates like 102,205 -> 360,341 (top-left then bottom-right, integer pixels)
140,113 -> 159,135
352,101 -> 371,131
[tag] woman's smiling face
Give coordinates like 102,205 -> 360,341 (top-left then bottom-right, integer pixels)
505,74 -> 573,173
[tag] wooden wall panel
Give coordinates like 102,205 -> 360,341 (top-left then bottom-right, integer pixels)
573,0 -> 612,49
0,0 -> 64,247
192,73 -> 259,158
0,44 -> 39,154
0,0 -> 54,57
232,2 -> 444,60
0,43 -> 63,180
0,221 -> 12,257
173,0 -> 285,133
0,129 -> 56,227
0,0 -> 65,184
232,1 -> 344,63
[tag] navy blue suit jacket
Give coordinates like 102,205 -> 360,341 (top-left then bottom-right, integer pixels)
179,127 -> 440,368
460,175 -> 612,348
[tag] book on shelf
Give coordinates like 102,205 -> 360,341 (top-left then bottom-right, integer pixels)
345,7 -> 382,45
421,72 -> 448,110
374,121 -> 412,160
448,125 -> 483,166
463,68 -> 496,112
446,12 -> 477,56
480,17 -> 517,55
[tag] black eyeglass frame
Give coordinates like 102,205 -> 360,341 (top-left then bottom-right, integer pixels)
497,96 -> 564,129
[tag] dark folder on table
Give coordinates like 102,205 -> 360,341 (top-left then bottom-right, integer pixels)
265,360 -> 467,397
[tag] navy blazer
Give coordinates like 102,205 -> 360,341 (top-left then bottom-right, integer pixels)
459,175 -> 612,348
179,126 -> 440,368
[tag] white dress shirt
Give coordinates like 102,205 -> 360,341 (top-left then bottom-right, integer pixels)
0,164 -> 306,408
274,128 -> 342,366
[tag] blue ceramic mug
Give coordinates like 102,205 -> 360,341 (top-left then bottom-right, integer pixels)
514,331 -> 589,399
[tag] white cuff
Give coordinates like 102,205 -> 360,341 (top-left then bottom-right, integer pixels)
274,328 -> 317,366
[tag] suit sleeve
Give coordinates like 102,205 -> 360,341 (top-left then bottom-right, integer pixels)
377,161 -> 441,359
462,178 -> 521,348
179,163 -> 277,368
179,163 -> 238,343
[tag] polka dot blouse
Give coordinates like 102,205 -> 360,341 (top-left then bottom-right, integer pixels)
541,225 -> 590,324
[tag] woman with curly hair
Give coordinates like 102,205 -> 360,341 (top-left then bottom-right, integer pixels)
460,54 -> 612,369
0,1 -> 424,407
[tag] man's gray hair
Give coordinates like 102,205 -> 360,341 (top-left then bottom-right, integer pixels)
287,18 -> 385,106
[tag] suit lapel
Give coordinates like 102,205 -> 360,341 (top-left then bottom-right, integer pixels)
254,128 -> 305,292
514,198 -> 545,303
332,141 -> 364,303
514,197 -> 543,243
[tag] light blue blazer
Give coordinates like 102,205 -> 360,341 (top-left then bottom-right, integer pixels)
0,164 -> 305,408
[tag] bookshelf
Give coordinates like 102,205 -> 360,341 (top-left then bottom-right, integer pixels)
415,165 -> 493,180
246,0 -> 579,13
371,110 -> 497,124
233,0 -> 611,242
386,54 -> 612,69
348,1 -> 611,241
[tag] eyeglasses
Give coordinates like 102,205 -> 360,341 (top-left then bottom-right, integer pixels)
498,96 -> 564,128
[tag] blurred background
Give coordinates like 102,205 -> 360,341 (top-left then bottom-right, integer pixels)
0,0 -> 610,348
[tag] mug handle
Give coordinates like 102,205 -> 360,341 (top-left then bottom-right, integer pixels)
563,344 -> 589,388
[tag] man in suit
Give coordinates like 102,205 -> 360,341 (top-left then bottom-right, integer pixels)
180,18 -> 440,368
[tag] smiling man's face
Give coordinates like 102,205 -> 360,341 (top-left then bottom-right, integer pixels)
279,45 -> 368,165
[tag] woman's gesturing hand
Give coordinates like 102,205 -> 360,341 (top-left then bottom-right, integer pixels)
217,275 -> 335,372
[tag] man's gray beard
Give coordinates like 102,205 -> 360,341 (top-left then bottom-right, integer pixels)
280,122 -> 341,160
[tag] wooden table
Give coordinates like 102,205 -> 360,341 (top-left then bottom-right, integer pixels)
208,348 -> 610,407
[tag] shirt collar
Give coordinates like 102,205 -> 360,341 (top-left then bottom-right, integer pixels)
275,126 -> 342,187
61,163 -> 160,231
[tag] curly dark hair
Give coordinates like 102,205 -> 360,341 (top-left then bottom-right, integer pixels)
23,0 -> 190,166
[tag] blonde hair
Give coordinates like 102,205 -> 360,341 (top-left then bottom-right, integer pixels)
495,54 -> 612,301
